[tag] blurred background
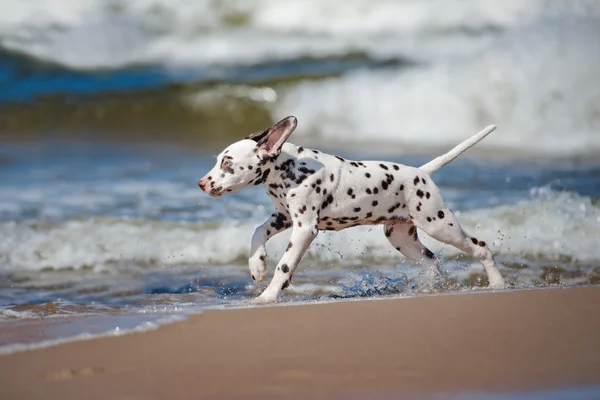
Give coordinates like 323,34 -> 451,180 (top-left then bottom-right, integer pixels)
2,0 -> 599,154
0,1 -> 599,344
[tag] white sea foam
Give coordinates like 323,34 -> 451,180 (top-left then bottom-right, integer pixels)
2,1 -> 599,158
0,309 -> 40,320
1,0 -> 598,69
0,313 -> 186,355
1,188 -> 598,273
272,18 -> 600,157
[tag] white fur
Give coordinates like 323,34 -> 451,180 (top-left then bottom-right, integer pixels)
198,117 -> 505,302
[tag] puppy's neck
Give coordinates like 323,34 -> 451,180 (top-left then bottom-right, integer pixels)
265,143 -> 299,186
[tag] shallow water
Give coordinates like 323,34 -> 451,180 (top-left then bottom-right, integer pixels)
0,141 -> 599,353
409,386 -> 600,400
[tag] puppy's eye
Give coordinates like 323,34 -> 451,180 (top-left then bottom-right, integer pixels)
222,160 -> 233,168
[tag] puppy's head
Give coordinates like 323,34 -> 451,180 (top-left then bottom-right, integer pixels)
198,116 -> 297,197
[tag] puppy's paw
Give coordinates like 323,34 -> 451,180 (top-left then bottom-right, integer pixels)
488,273 -> 506,289
488,278 -> 506,290
248,252 -> 268,283
251,292 -> 279,304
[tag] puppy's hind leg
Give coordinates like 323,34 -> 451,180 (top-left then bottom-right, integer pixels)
384,223 -> 441,291
411,207 -> 505,289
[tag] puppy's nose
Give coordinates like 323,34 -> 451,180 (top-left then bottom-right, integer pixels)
198,179 -> 206,190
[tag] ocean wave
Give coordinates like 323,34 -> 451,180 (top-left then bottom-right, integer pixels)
1,188 -> 598,272
1,0 -> 597,70
272,18 -> 600,157
1,1 -> 598,159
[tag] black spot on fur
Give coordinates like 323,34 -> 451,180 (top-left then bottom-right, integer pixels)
298,147 -> 304,153
372,200 -> 378,206
354,207 -> 361,212
416,189 -> 424,198
388,203 -> 401,213
259,255 -> 265,262
399,184 -> 404,191
381,181 -> 388,190
414,176 -> 419,185
286,242 -> 293,251
282,280 -> 290,290
427,217 -> 432,222
365,173 -> 371,178
379,164 -> 388,170
438,210 -> 445,219
426,192 -> 431,199
365,212 -> 373,218
421,178 -> 426,184
471,237 -> 478,245
270,213 -> 287,230
393,164 -> 399,170
254,168 -> 271,185
409,226 -> 418,241
350,162 -> 359,167
366,188 -> 372,194
330,173 -> 335,182
295,175 -> 307,184
423,248 -> 435,259
335,155 -> 345,162
373,188 -> 379,194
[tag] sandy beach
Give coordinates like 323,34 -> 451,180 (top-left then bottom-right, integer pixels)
1,286 -> 599,399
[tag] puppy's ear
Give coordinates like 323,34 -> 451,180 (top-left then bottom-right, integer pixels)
245,127 -> 270,142
257,116 -> 297,156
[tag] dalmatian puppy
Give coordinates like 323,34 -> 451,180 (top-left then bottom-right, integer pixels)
198,116 -> 505,302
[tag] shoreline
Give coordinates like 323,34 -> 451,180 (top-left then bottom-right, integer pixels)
1,286 -> 599,399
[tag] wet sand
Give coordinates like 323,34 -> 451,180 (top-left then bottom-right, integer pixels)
1,286 -> 599,400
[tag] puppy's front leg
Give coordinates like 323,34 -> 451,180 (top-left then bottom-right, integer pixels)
249,212 -> 291,282
257,222 -> 318,303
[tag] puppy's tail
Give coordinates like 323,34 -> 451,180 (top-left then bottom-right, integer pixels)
419,125 -> 497,175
